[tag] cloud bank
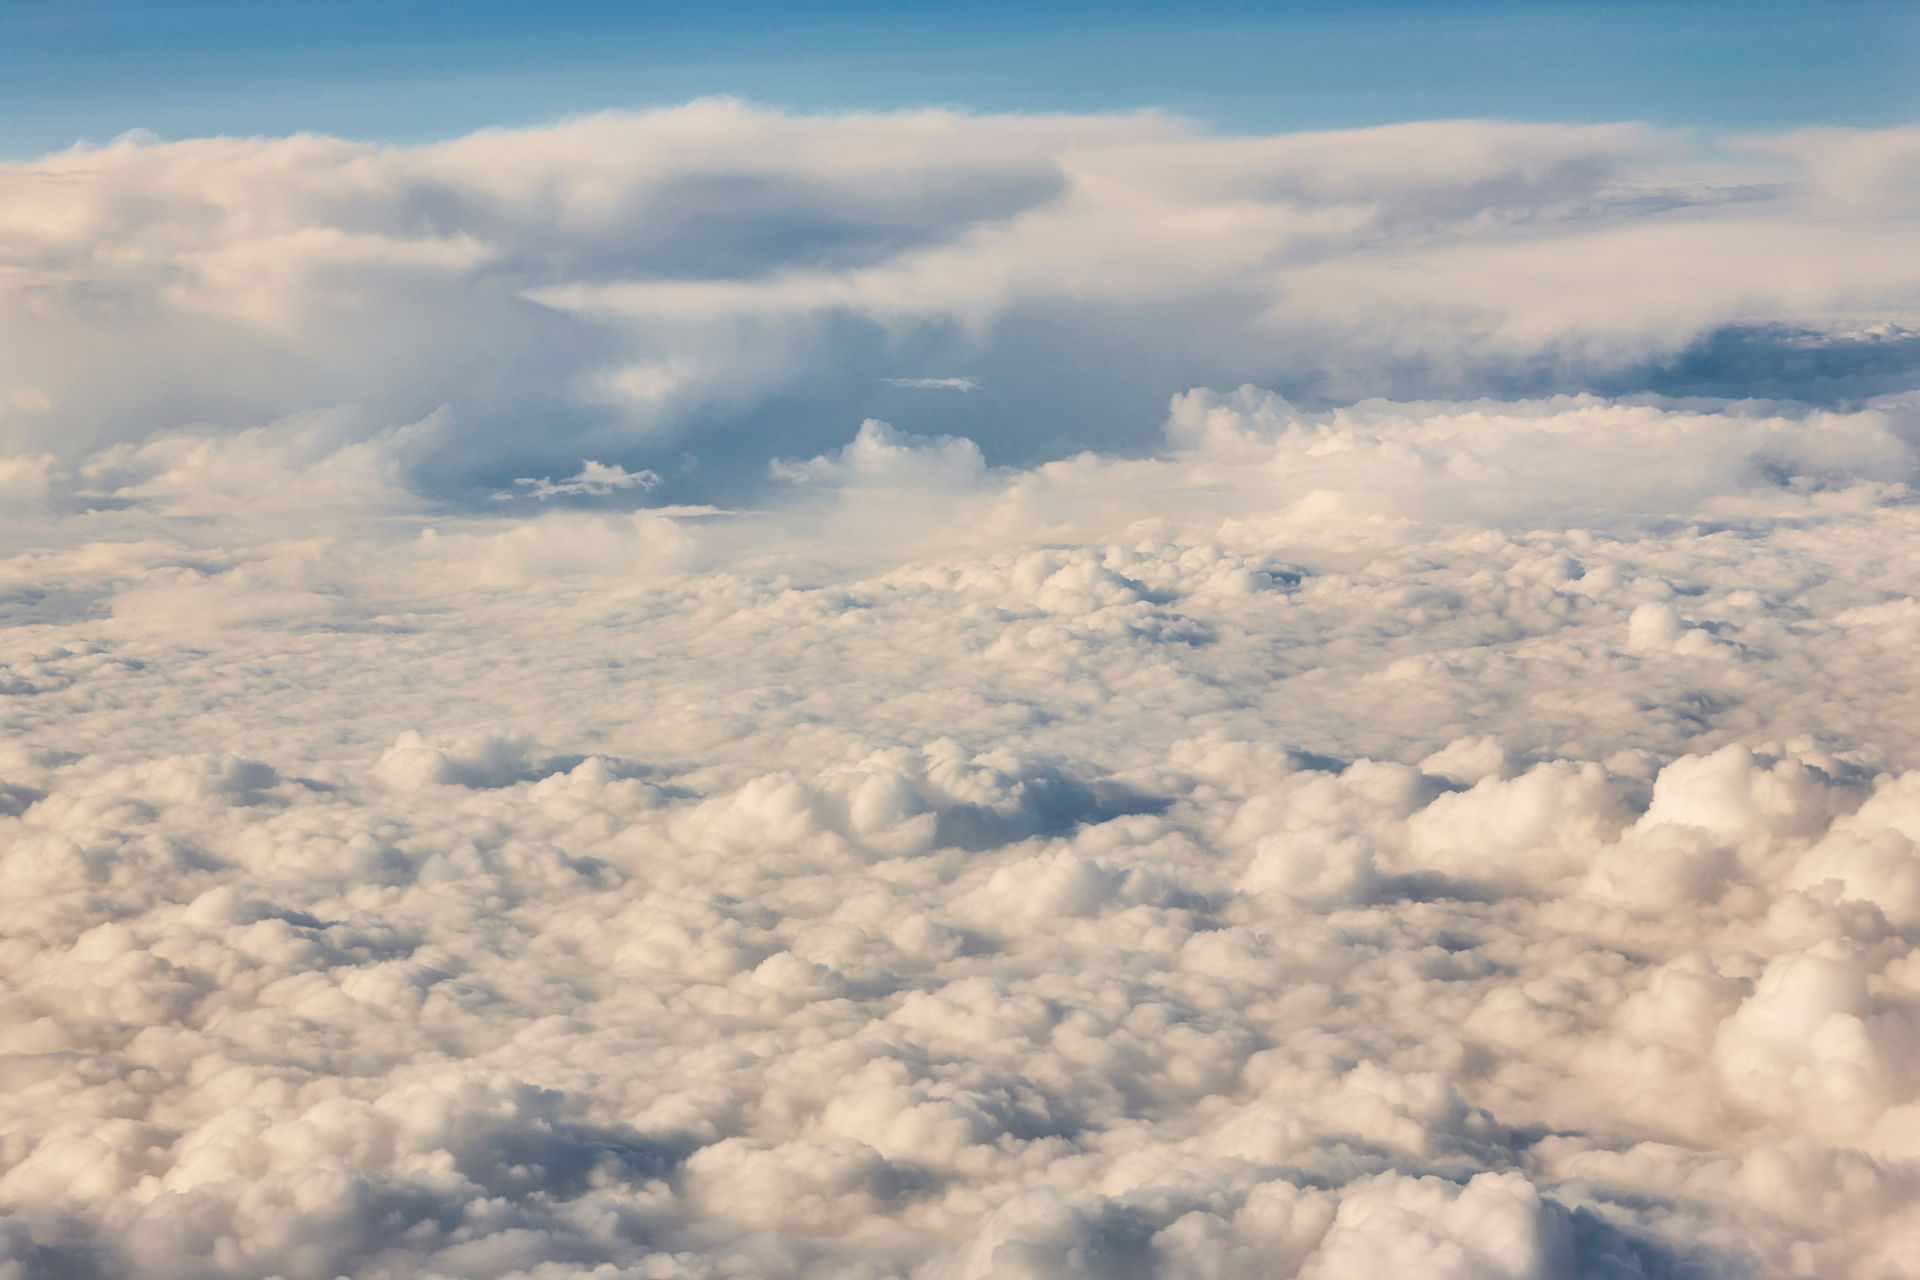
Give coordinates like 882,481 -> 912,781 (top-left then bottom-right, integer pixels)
2,103 -> 1917,503
2,103 -> 1920,1280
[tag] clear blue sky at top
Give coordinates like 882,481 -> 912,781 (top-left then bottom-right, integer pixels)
2,0 -> 1915,157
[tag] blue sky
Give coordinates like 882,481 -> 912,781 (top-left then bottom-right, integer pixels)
3,0 -> 1915,157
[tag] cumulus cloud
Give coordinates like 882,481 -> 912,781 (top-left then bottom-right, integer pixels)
2,102 -> 1919,1280
0,381 -> 1917,1278
2,103 -> 1917,503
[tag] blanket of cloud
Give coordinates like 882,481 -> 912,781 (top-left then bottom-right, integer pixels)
6,102 -> 1920,1280
4,102 -> 1920,504
2,378 -> 1920,1280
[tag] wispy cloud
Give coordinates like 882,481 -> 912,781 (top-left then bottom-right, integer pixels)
500,460 -> 660,500
882,375 -> 980,392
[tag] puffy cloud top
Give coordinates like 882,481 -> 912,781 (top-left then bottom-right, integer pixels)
2,103 -> 1919,1280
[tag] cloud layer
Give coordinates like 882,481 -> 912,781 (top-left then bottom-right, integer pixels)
4,377 -> 1920,1277
3,103 -> 1918,502
3,103 -> 1920,1280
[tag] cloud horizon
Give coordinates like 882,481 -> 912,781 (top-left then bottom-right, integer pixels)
3,101 -> 1916,513
4,95 -> 1920,1280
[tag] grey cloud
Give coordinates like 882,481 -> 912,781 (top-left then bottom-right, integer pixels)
884,377 -> 980,392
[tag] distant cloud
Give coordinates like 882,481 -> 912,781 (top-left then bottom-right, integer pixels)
883,376 -> 980,391
503,460 -> 661,500
1,103 -> 1914,506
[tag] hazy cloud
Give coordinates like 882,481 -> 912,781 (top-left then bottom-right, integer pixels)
884,377 -> 981,391
505,460 -> 663,500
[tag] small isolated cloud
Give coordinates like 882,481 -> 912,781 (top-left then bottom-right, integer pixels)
502,460 -> 661,500
771,418 -> 987,489
883,376 -> 980,392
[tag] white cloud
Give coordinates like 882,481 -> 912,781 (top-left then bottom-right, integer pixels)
2,104 -> 1915,503
1,102 -> 1918,1280
0,388 -> 1914,1277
